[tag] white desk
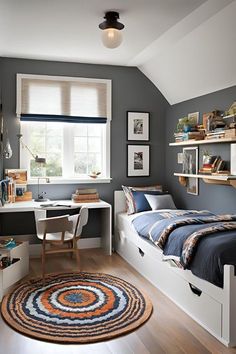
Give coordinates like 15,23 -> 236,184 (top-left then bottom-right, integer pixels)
0,200 -> 112,255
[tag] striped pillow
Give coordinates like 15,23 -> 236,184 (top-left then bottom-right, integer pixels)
122,185 -> 163,215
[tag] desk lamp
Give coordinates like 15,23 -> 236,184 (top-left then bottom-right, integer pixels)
17,134 -> 49,202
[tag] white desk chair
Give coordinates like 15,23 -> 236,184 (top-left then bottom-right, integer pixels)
34,207 -> 88,281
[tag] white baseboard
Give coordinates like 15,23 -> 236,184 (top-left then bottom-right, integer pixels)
29,237 -> 101,257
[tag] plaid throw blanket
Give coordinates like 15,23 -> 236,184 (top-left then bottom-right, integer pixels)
154,215 -> 236,268
132,210 -> 236,287
181,222 -> 236,268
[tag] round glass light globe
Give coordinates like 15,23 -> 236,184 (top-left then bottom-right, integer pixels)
101,29 -> 122,49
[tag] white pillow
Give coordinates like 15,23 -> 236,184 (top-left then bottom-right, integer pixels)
145,194 -> 176,210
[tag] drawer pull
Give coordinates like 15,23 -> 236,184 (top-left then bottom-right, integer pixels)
189,283 -> 202,297
138,248 -> 145,257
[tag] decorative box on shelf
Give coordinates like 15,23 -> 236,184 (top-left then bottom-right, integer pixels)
0,240 -> 29,301
15,191 -> 33,202
3,169 -> 32,203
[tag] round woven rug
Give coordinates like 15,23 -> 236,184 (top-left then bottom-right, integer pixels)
1,272 -> 152,343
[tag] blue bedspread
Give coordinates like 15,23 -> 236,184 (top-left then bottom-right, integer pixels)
132,210 -> 236,287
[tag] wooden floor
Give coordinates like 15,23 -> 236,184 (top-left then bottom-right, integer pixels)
1,249 -> 236,354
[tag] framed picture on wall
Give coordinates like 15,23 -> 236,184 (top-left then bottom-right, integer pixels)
187,177 -> 198,195
127,111 -> 149,141
187,111 -> 199,126
182,147 -> 198,175
127,145 -> 150,177
0,104 -> 3,154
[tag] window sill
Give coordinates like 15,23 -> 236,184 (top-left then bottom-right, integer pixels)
27,177 -> 112,185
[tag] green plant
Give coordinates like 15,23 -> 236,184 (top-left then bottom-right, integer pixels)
176,116 -> 190,132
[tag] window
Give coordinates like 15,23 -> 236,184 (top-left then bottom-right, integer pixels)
17,74 -> 111,182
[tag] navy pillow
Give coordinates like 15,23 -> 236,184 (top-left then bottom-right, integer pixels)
131,190 -> 164,213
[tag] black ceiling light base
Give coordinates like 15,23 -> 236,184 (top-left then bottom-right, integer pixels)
99,11 -> 124,31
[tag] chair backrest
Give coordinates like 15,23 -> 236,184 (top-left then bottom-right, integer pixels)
35,208 -> 73,239
39,215 -> 73,234
69,207 -> 88,238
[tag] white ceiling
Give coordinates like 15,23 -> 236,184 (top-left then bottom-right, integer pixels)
0,0 -> 235,104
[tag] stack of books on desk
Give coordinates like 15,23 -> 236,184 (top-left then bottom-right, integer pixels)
72,188 -> 100,203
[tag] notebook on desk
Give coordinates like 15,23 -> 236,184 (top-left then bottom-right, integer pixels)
40,203 -> 72,208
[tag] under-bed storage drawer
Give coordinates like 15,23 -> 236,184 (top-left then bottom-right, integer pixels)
164,273 -> 222,337
116,235 -> 222,338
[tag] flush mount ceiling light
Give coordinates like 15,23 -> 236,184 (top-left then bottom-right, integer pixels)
99,11 -> 124,49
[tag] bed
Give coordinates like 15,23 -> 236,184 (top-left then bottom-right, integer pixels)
114,190 -> 236,347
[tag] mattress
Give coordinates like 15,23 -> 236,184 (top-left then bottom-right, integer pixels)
117,210 -> 167,263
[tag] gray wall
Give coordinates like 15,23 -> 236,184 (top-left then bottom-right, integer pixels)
0,58 -> 2,179
1,58 -> 169,203
165,85 -> 236,214
2,57 -> 235,237
0,57 -> 169,236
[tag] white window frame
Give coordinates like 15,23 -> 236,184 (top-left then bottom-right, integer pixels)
17,74 -> 112,184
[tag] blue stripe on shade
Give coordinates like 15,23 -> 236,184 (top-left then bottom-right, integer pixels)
20,114 -> 107,124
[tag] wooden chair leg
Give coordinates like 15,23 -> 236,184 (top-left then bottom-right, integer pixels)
73,239 -> 80,271
42,243 -> 46,284
69,240 -> 73,258
75,249 -> 80,271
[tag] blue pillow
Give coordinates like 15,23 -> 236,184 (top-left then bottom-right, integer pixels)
131,190 -> 164,213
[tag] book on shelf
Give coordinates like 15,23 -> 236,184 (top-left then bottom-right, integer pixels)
224,128 -> 236,138
75,188 -> 98,195
212,170 -> 231,176
174,131 -> 205,142
205,130 -> 226,140
199,169 -> 214,174
199,156 -> 227,175
72,197 -> 100,203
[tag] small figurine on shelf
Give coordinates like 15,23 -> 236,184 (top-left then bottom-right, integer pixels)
206,115 -> 213,132
210,110 -> 226,131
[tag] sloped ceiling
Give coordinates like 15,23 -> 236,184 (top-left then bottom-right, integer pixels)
134,0 -> 236,104
0,0 -> 235,104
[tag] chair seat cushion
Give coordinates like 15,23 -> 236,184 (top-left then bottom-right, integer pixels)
37,231 -> 74,241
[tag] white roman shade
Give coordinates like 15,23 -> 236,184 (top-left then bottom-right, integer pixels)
16,74 -> 111,123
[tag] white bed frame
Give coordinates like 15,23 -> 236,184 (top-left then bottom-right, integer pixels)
114,190 -> 236,347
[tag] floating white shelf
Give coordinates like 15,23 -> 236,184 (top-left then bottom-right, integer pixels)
174,173 -> 236,188
169,137 -> 236,146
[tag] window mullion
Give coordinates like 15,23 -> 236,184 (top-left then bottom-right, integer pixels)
105,122 -> 110,178
86,130 -> 89,175
63,124 -> 73,178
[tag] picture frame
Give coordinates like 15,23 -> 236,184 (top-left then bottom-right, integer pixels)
127,145 -> 150,177
5,169 -> 28,184
202,112 -> 214,130
187,177 -> 198,195
0,104 -> 3,155
188,112 -> 199,126
182,147 -> 198,175
127,111 -> 149,141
